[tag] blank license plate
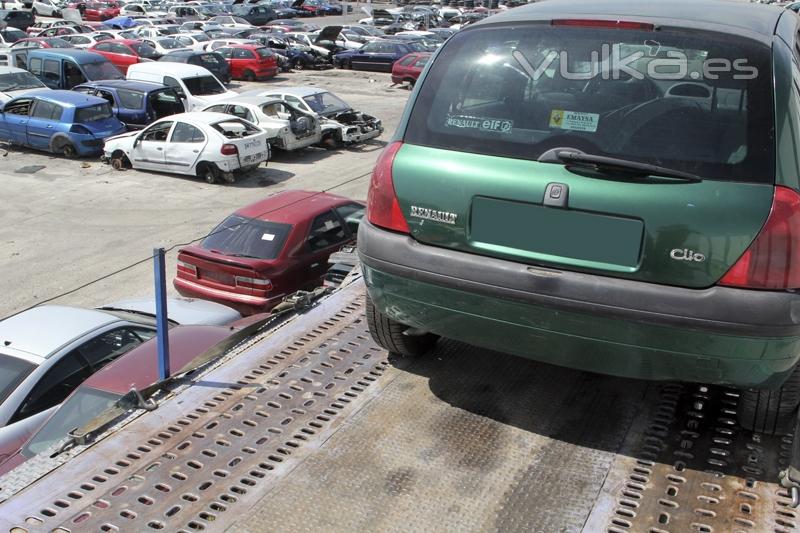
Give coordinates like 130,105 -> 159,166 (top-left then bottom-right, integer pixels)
242,151 -> 267,164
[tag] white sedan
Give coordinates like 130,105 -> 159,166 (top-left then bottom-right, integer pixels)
60,32 -> 114,49
139,37 -> 190,56
201,96 -> 322,151
204,38 -> 257,52
103,112 -> 271,184
173,32 -> 211,52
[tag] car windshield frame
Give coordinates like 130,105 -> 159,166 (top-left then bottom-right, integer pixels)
404,22 -> 776,184
0,353 -> 36,406
302,90 -> 350,115
22,387 -> 120,457
82,60 -> 123,80
75,102 -> 113,123
201,215 -> 292,260
0,70 -> 45,92
182,74 -> 226,96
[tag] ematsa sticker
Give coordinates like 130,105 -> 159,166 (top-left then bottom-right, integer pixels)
445,115 -> 513,134
549,110 -> 599,133
262,233 -> 275,241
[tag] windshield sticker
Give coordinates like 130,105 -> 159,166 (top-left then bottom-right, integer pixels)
549,110 -> 599,133
445,115 -> 513,134
261,233 -> 275,241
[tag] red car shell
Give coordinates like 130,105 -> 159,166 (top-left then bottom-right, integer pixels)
391,51 -> 431,85
11,37 -> 71,50
174,190 -> 364,315
216,44 -> 278,81
89,39 -> 158,74
79,2 -> 120,21
0,325 -> 233,477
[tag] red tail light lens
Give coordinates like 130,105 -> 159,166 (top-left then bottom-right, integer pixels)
551,19 -> 654,30
234,275 -> 272,291
176,259 -> 197,277
719,186 -> 800,290
366,141 -> 409,234
221,143 -> 238,155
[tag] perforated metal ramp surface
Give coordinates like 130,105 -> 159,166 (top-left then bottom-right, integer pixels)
0,279 -> 796,533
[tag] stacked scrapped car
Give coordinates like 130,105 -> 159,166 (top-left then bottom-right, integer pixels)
358,0 -> 800,435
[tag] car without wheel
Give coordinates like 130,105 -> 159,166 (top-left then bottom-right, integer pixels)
73,79 -> 184,129
240,86 -> 382,148
103,111 -> 271,183
173,190 -> 364,315
358,0 -> 800,436
202,96 -> 321,150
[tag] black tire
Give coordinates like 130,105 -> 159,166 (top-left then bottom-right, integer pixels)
292,58 -> 304,70
738,364 -> 800,434
366,296 -> 437,358
243,69 -> 255,82
31,7 -> 36,15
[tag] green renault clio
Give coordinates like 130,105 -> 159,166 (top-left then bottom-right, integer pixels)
358,0 -> 800,434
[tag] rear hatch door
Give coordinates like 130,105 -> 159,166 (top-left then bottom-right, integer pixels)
396,21 -> 776,289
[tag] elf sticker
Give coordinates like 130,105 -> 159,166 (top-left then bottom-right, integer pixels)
445,115 -> 513,134
549,110 -> 599,132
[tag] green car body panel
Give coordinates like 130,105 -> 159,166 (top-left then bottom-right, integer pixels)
359,0 -> 800,388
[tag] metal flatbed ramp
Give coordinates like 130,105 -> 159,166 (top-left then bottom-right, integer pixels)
0,279 -> 796,532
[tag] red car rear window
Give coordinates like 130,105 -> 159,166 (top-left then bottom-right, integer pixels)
201,215 -> 292,260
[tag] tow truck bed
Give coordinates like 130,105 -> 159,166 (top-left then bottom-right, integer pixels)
0,277 -> 795,532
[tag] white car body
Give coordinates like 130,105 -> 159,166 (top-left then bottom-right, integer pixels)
173,32 -> 209,52
201,96 -> 322,151
204,37 -> 256,52
309,30 -> 364,50
31,0 -> 62,16
0,66 -> 47,102
207,16 -> 254,30
119,3 -> 166,17
104,111 -> 271,182
240,86 -> 383,146
285,32 -> 329,57
0,0 -> 27,10
126,62 -> 237,111
138,36 -> 190,56
60,31 -> 113,48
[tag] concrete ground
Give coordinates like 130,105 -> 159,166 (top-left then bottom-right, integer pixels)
0,66 -> 410,318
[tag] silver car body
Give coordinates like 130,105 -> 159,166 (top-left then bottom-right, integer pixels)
240,86 -> 383,145
201,96 -> 322,151
0,299 -> 239,429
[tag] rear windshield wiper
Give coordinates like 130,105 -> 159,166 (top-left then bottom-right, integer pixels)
554,150 -> 703,183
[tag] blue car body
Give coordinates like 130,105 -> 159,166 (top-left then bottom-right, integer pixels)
73,80 -> 185,130
334,41 -> 421,72
0,90 -> 126,156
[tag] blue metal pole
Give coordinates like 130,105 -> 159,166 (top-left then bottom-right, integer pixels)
153,247 -> 170,381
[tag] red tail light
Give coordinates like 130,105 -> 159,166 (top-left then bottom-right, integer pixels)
366,141 -> 409,234
176,259 -> 197,277
235,275 -> 272,291
221,143 -> 238,155
551,19 -> 654,30
719,186 -> 800,290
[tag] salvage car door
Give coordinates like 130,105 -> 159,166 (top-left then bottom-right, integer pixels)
25,99 -> 62,150
302,209 -> 351,286
131,120 -> 172,169
0,96 -> 33,144
165,121 -> 206,172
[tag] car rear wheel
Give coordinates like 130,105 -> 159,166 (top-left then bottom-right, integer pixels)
242,69 -> 255,81
366,296 -> 438,358
200,164 -> 217,184
738,364 -> 800,435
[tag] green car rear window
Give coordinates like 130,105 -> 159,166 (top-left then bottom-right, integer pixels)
405,24 -> 775,183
